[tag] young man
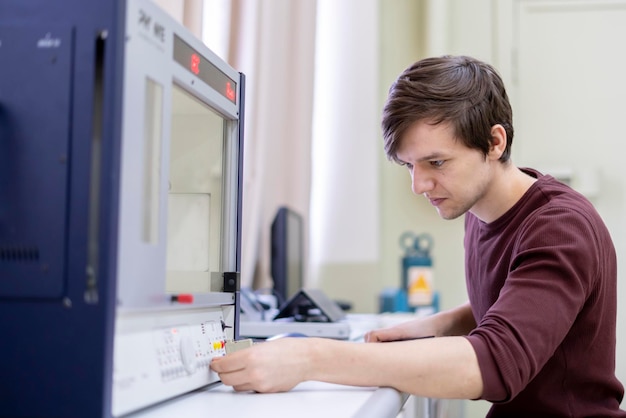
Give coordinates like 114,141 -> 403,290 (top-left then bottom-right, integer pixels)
211,56 -> 626,416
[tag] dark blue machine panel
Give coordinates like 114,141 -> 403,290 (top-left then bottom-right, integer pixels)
0,25 -> 73,298
0,1 -> 124,417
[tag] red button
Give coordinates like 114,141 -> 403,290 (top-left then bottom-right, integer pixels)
172,294 -> 194,304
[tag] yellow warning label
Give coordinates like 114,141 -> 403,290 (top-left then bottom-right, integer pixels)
410,275 -> 430,292
407,266 -> 433,306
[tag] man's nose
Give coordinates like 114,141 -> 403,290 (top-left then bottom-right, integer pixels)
411,167 -> 434,195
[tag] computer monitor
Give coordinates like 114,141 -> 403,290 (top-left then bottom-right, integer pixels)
271,207 -> 304,305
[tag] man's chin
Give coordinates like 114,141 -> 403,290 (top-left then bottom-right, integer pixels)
436,208 -> 464,221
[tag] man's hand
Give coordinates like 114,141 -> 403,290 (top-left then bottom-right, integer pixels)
364,318 -> 437,343
210,337 -> 310,393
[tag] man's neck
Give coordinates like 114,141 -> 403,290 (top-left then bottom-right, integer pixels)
472,164 -> 537,223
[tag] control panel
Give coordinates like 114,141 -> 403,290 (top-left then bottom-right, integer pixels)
112,306 -> 233,416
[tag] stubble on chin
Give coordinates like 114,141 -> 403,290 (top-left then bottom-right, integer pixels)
436,202 -> 470,221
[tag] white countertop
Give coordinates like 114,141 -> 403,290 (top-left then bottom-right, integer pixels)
130,381 -> 408,418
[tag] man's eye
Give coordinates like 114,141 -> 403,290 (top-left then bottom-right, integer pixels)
404,162 -> 414,170
431,160 -> 444,168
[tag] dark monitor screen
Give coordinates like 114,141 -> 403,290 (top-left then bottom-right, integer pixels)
271,207 -> 304,305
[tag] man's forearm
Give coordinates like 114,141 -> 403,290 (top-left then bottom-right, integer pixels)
304,335 -> 483,399
436,301 -> 477,336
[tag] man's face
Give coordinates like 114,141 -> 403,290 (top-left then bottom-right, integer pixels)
395,121 -> 495,220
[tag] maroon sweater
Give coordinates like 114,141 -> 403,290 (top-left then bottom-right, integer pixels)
464,169 -> 625,417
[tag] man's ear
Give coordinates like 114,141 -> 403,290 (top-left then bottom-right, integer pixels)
489,124 -> 507,160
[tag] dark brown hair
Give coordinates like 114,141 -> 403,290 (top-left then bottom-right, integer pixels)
382,55 -> 513,163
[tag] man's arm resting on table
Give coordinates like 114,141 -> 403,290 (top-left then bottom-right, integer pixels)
366,301 -> 477,342
305,334 -> 483,399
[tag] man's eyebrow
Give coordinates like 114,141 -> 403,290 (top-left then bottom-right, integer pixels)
396,152 -> 447,165
417,152 -> 447,162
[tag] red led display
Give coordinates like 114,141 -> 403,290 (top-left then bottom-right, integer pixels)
173,35 -> 237,104
225,82 -> 235,101
190,53 -> 200,75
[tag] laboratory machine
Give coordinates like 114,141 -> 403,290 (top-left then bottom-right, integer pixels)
0,0 -> 245,416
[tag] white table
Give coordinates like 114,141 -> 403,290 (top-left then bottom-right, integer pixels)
131,381 -> 409,418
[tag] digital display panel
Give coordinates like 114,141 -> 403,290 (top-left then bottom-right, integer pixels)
173,35 -> 237,103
